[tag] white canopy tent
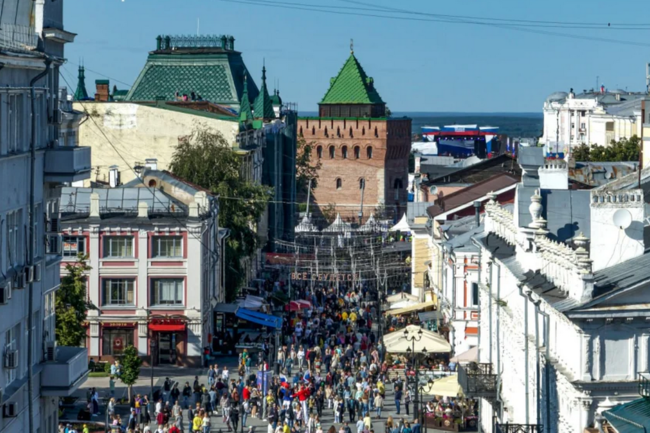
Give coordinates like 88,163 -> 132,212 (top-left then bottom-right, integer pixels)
389,214 -> 411,232
383,325 -> 451,354
295,215 -> 318,233
323,213 -> 354,233
450,346 -> 478,364
388,299 -> 420,310
358,214 -> 382,232
423,374 -> 463,397
386,292 -> 419,303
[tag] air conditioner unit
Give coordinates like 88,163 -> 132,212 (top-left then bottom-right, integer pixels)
26,266 -> 34,284
45,341 -> 56,362
34,264 -> 41,283
12,271 -> 24,290
3,402 -> 17,418
3,350 -> 18,370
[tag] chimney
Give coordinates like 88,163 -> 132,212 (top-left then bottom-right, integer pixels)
108,165 -> 120,188
90,193 -> 100,217
473,201 -> 481,227
94,80 -> 110,102
189,202 -> 199,218
138,201 -> 149,218
145,158 -> 158,171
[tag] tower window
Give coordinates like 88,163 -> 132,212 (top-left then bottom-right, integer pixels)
367,146 -> 373,159
336,178 -> 342,189
394,178 -> 403,189
359,178 -> 365,190
317,146 -> 323,159
354,146 -> 360,159
342,146 -> 348,159
329,146 -> 335,159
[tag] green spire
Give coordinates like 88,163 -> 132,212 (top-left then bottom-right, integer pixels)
239,74 -> 254,125
253,64 -> 275,120
74,65 -> 89,101
320,52 -> 384,105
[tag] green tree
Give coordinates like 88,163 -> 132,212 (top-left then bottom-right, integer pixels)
572,143 -> 590,161
55,255 -> 92,347
119,345 -> 142,402
572,136 -> 640,162
169,126 -> 272,300
296,136 -> 321,198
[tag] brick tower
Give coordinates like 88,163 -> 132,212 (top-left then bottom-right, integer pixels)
297,48 -> 411,223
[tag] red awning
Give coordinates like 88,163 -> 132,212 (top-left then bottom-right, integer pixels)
149,323 -> 186,332
465,327 -> 478,335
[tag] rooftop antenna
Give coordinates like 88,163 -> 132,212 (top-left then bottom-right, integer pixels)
350,38 -> 354,54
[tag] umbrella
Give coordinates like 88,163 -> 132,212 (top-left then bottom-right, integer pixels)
296,300 -> 312,309
450,347 -> 478,364
288,301 -> 301,312
383,325 -> 451,354
422,374 -> 463,397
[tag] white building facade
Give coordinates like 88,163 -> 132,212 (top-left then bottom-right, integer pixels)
540,89 -> 647,152
462,147 -> 650,433
0,1 -> 91,433
59,171 -> 225,367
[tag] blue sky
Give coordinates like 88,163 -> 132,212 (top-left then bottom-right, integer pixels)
64,0 -> 650,112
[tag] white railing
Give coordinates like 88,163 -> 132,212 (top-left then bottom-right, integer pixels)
535,236 -> 585,295
0,23 -> 38,51
484,198 -> 518,246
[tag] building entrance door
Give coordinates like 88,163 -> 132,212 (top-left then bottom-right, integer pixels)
158,333 -> 177,364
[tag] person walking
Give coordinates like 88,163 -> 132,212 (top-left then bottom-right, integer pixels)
394,386 -> 402,415
182,382 -> 192,409
231,404 -> 240,433
374,393 -> 383,419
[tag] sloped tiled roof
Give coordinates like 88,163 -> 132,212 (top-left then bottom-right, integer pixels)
320,53 -> 384,105
126,53 -> 259,107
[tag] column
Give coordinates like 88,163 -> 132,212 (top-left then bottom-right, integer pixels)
88,225 -> 100,306
581,333 -> 592,381
137,230 -> 148,309
89,321 -> 100,357
138,321 -> 148,357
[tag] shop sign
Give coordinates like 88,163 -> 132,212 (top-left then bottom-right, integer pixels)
104,322 -> 136,328
290,272 -> 354,282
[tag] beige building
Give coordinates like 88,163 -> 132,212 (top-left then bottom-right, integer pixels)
73,100 -> 240,186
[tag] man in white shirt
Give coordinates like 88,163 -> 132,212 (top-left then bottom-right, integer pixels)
222,365 -> 229,382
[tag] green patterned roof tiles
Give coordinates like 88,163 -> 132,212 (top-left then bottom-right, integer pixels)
320,53 -> 384,105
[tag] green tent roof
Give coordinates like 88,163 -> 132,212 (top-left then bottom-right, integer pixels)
126,52 -> 259,108
73,66 -> 89,101
239,75 -> 254,125
320,53 -> 384,105
253,66 -> 275,120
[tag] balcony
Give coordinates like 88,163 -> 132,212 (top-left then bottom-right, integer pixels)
638,373 -> 650,397
44,146 -> 92,183
41,346 -> 90,396
495,424 -> 543,433
457,362 -> 498,399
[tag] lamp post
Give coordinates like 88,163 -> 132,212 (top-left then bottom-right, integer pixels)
404,328 -> 424,420
150,338 -> 156,400
418,377 -> 435,433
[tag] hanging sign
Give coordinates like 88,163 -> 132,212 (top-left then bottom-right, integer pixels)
291,272 -> 354,282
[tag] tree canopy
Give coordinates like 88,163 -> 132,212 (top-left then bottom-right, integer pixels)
571,136 -> 640,162
169,125 -> 272,300
119,345 -> 142,401
55,255 -> 92,347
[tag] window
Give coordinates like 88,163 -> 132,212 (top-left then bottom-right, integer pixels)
151,278 -> 183,305
102,279 -> 135,305
316,146 -> 323,159
571,123 -> 575,129
62,236 -> 86,257
102,329 -> 134,356
103,236 -> 134,258
342,146 -> 348,159
152,236 -> 183,258
8,93 -> 24,153
359,178 -> 365,190
472,282 -> 479,306
329,146 -> 335,159
580,123 -> 586,129
354,146 -> 360,159
367,146 -> 373,159
394,178 -> 403,189
5,323 -> 19,385
336,178 -> 342,189
6,209 -> 23,267
33,203 -> 41,258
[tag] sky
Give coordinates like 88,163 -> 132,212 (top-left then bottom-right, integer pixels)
63,0 -> 650,113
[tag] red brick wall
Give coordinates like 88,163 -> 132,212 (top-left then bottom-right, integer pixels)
298,117 -> 411,218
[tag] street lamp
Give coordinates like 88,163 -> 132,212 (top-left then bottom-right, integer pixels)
418,377 -> 435,433
150,339 -> 156,400
403,328 -> 424,419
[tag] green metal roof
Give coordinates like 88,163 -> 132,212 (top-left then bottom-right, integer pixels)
603,398 -> 650,433
253,66 -> 275,120
270,89 -> 282,106
95,79 -> 109,85
239,75 -> 254,125
320,53 -> 384,105
126,52 -> 259,108
73,66 -> 89,101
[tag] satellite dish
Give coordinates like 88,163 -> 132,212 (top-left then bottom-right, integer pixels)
429,186 -> 438,195
613,208 -> 632,229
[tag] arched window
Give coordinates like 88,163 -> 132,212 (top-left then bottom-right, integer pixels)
148,179 -> 157,188
354,146 -> 360,159
349,127 -> 353,138
359,178 -> 365,190
299,126 -> 303,136
367,146 -> 373,159
329,146 -> 335,159
312,126 -> 315,135
394,178 -> 403,189
342,146 -> 348,159
316,146 -> 323,159
336,178 -> 342,189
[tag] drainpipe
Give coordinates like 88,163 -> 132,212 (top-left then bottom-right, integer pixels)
517,282 -> 530,425
471,238 -> 483,432
29,58 -> 51,433
495,263 -> 501,380
538,308 -> 551,431
450,246 -> 456,349
532,298 -> 541,427
488,260 -> 493,366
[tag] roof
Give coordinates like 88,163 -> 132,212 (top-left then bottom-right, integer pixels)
239,75 -> 254,124
122,169 -> 214,196
603,398 -> 650,433
423,153 -> 520,187
95,79 -> 109,85
516,186 -> 591,241
320,53 -> 385,105
73,66 -> 89,101
427,173 -> 519,218
569,162 -> 638,187
253,66 -> 275,120
126,50 -> 259,107
136,101 -> 237,122
270,89 -> 282,106
582,253 -> 650,305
